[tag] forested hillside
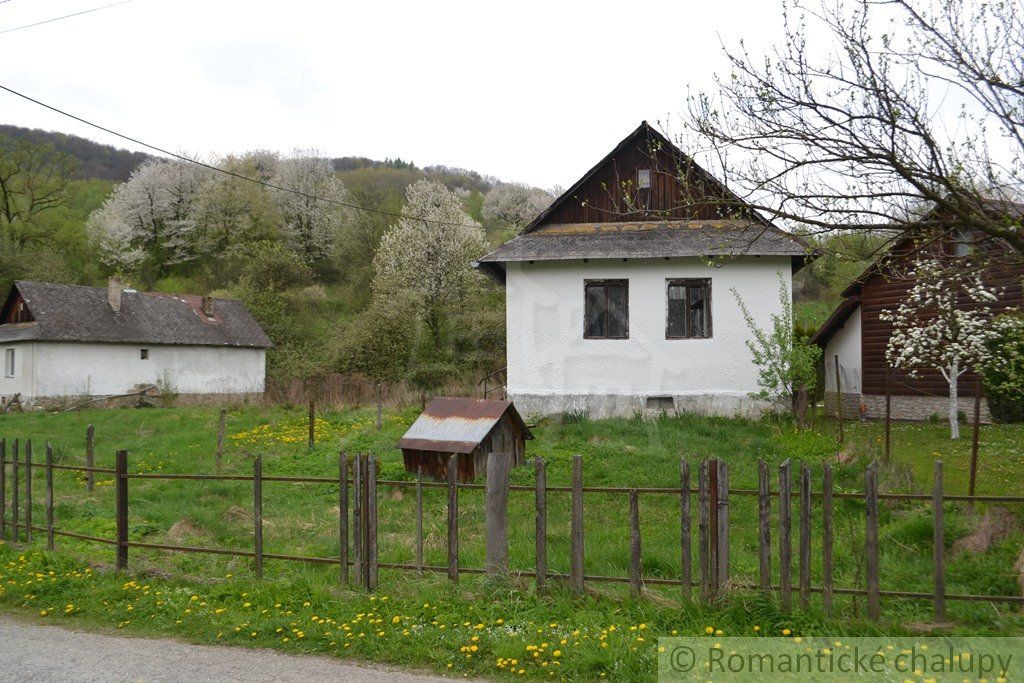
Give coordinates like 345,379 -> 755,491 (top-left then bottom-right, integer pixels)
0,125 -> 553,400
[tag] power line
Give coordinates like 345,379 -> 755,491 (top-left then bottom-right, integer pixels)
0,83 -> 481,228
0,0 -> 133,35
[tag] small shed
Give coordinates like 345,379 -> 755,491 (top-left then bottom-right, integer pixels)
397,397 -> 533,482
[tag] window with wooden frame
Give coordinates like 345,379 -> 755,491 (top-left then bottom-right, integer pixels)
584,279 -> 629,339
4,348 -> 14,378
666,279 -> 712,339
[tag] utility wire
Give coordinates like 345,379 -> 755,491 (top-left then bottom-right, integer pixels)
0,83 -> 482,228
0,0 -> 132,35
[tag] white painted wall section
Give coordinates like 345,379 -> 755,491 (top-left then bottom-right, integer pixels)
0,342 -> 264,400
504,257 -> 792,416
823,305 -> 862,393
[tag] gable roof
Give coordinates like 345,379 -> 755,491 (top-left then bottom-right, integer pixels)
397,397 -> 533,454
0,281 -> 271,348
474,122 -> 812,282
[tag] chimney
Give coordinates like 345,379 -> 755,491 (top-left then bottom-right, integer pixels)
201,296 -> 214,319
107,277 -> 122,313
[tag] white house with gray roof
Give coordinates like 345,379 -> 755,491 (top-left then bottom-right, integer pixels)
474,122 -> 813,418
0,278 -> 270,405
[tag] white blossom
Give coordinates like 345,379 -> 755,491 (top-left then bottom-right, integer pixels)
269,151 -> 354,264
482,183 -> 554,230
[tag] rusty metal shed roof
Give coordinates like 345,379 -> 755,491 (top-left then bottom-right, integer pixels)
397,397 -> 533,454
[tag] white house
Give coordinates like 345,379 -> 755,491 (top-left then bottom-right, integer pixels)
474,122 -> 812,418
0,278 -> 270,405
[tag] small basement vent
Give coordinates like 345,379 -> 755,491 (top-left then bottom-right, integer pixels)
646,395 -> 674,411
637,169 -> 651,189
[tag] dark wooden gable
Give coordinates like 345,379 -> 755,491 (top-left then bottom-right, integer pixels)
0,285 -> 33,324
526,122 -> 763,231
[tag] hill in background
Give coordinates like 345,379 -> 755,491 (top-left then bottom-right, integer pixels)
1,124 -> 153,182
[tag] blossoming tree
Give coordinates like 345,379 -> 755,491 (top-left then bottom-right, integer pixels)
881,254 -> 1000,438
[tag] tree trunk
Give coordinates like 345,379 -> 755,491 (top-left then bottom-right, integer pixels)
375,382 -> 383,432
949,356 -> 960,440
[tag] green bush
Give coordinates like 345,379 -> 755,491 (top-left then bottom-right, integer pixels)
981,313 -> 1024,423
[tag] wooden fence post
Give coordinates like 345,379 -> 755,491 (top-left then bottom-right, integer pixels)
933,460 -> 946,622
0,438 -> 6,541
629,489 -> 642,596
308,397 -> 316,449
779,459 -> 792,611
11,439 -> 18,542
534,456 -> 547,592
415,465 -> 424,575
86,424 -> 95,492
834,355 -> 844,445
115,450 -> 128,570
799,463 -> 811,610
715,460 -> 729,594
484,452 -> 511,576
570,454 -> 585,593
822,462 -> 834,618
24,440 -> 31,543
680,457 -> 691,600
969,377 -> 981,500
215,410 -> 227,473
367,455 -> 378,590
339,452 -> 349,585
757,459 -> 771,594
884,370 -> 891,464
698,459 -> 710,601
353,453 -> 363,585
253,454 -> 263,579
360,454 -> 372,588
447,454 -> 459,582
865,461 -> 881,621
45,443 -> 54,551
708,458 -> 719,596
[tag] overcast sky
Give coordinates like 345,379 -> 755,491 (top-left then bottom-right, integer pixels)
1,0 -> 787,189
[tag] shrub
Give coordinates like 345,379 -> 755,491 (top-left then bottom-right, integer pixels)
980,313 -> 1024,423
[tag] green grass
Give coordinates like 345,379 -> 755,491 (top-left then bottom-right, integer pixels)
1,406 -> 1022,680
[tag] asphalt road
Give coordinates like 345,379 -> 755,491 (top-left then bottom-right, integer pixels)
0,615 -> 456,682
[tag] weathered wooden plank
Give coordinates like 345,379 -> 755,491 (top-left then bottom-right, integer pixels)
11,439 -> 18,542
45,443 -> 54,551
0,438 -> 6,541
933,460 -> 946,622
415,465 -> 424,575
353,454 -> 363,585
758,459 -> 771,594
339,452 -> 349,585
24,440 -> 32,543
680,457 -> 691,599
822,462 -> 834,617
115,450 -> 128,570
865,461 -> 881,621
779,459 -> 792,612
447,454 -> 459,582
716,460 -> 729,594
485,452 -> 511,576
535,456 -> 547,592
253,454 -> 263,578
698,459 -> 710,601
85,425 -> 95,492
709,458 -> 719,595
367,455 -> 378,590
570,455 -> 585,593
629,489 -> 642,596
216,409 -> 227,473
799,463 -> 811,610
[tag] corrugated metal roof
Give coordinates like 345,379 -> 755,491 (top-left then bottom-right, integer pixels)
397,397 -> 531,454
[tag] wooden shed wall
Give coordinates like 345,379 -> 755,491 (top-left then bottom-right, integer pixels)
401,412 -> 528,482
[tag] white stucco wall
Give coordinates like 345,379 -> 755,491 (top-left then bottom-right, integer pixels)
504,257 -> 792,417
0,341 -> 265,401
822,305 -> 862,393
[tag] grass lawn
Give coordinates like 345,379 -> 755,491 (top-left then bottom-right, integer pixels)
1,405 -> 1022,680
